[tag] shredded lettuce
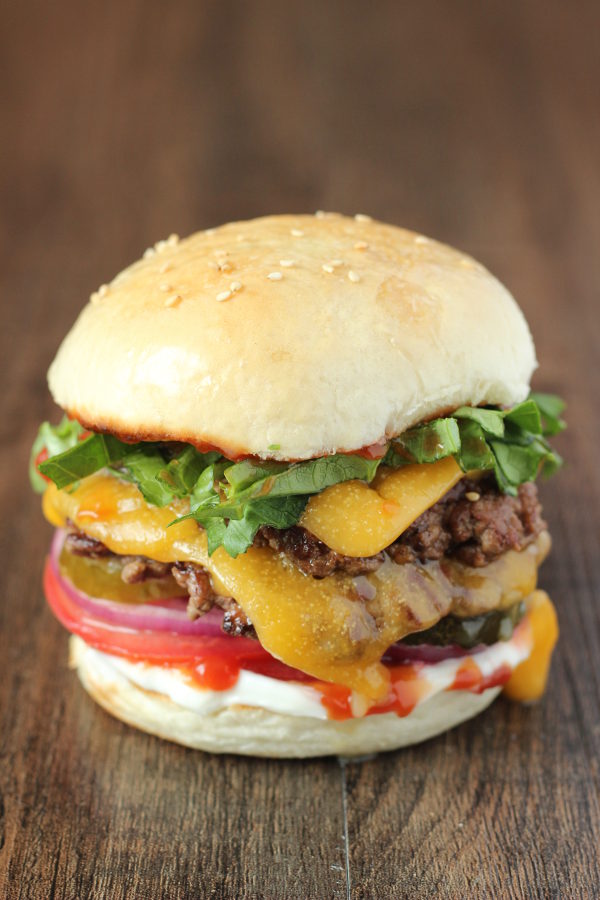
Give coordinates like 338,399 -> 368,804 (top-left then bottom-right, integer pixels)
31,393 -> 565,557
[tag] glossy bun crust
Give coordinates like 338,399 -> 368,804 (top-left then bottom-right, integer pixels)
48,214 -> 536,460
70,636 -> 500,758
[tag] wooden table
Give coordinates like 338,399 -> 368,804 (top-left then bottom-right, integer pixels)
1,2 -> 598,897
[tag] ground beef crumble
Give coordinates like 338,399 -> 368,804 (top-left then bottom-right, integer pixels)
170,562 -> 254,636
255,526 -> 384,578
64,529 -> 112,558
387,477 -> 545,568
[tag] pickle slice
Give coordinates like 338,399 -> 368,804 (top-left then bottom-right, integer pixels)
59,545 -> 182,604
401,601 -> 526,649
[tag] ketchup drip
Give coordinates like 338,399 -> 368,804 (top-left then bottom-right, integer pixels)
316,657 -> 515,721
317,663 -> 427,721
315,683 -> 355,720
151,653 -> 319,693
450,658 -> 513,693
187,657 -> 240,691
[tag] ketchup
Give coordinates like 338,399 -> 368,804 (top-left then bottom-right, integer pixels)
316,657 -> 515,721
317,663 -> 427,721
188,657 -> 240,691
450,659 -> 513,693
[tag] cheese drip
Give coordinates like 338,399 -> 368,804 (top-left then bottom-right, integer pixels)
43,474 -> 549,701
503,591 -> 558,701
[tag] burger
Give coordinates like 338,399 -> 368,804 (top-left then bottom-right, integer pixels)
30,213 -> 565,758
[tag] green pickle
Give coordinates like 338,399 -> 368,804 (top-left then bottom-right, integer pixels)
401,601 -> 526,649
59,545 -> 182,604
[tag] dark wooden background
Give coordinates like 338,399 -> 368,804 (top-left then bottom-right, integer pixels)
1,2 -> 599,897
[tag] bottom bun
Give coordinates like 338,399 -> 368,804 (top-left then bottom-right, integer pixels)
69,635 -> 500,758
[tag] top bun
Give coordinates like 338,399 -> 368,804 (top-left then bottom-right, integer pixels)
48,213 -> 536,460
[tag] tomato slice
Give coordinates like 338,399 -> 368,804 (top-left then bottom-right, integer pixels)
44,556 -> 521,715
35,447 -> 52,484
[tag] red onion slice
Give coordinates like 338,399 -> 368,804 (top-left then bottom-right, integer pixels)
383,641 -> 485,664
50,529 -> 226,637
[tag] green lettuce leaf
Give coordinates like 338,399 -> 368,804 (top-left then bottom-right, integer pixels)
529,392 -> 566,436
219,496 -> 308,558
121,445 -> 221,507
222,454 -> 380,502
384,418 -> 461,466
31,392 -> 564,557
453,406 -> 506,437
250,454 -> 380,498
454,419 -> 497,472
38,432 -> 135,489
203,518 -> 228,555
161,447 -> 221,497
29,416 -> 85,492
223,459 -> 287,493
504,399 -> 542,434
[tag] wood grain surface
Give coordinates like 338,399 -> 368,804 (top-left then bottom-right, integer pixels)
1,2 -> 599,897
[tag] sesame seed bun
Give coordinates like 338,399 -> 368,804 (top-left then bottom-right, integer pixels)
69,635 -> 500,758
48,213 -> 536,459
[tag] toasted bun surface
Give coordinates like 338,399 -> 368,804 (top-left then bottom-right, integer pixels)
49,214 -> 536,459
70,636 -> 499,758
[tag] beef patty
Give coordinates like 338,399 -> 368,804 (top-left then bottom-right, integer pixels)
64,475 -> 545,630
255,476 -> 544,575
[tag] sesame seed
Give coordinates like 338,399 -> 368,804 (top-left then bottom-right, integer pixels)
290,229 -> 304,237
267,272 -> 283,281
354,213 -> 372,222
414,235 -> 430,245
460,257 -> 475,268
98,284 -> 109,297
354,241 -> 368,250
322,264 -> 335,274
216,290 -> 232,302
143,247 -> 155,259
465,491 -> 480,502
167,233 -> 179,246
279,259 -> 295,267
159,262 -> 173,274
159,283 -> 172,292
205,228 -> 215,236
315,210 -> 326,218
230,281 -> 242,292
90,292 -> 100,304
165,294 -> 182,307
330,259 -> 343,267
214,248 -> 228,257
218,261 -> 233,272
348,270 -> 360,282
155,239 -> 168,253
236,234 -> 245,242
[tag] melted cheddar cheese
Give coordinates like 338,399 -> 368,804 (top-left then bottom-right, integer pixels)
43,470 -> 550,702
300,457 -> 463,556
503,591 -> 558,701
